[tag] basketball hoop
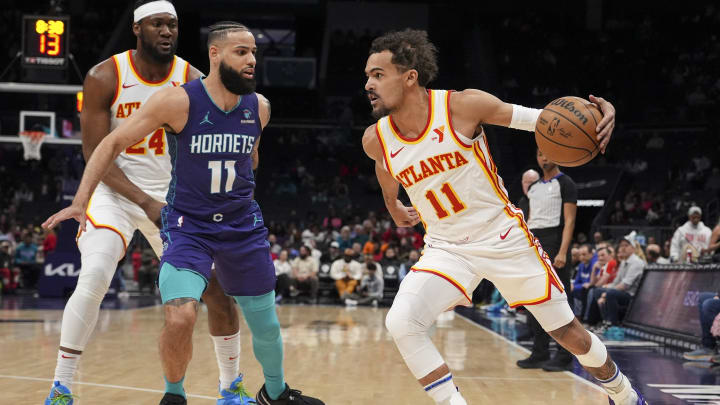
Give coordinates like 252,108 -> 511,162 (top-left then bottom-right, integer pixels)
19,130 -> 45,160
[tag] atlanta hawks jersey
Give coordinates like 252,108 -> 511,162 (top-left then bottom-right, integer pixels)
107,50 -> 190,198
376,89 -> 521,245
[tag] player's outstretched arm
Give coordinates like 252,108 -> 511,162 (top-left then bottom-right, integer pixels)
43,87 -> 189,231
362,125 -> 420,228
450,90 -> 616,153
81,59 -> 165,220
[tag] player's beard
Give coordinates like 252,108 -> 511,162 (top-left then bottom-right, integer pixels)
139,33 -> 176,64
219,61 -> 256,95
371,104 -> 390,120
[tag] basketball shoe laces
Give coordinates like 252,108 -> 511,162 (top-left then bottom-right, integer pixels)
227,380 -> 254,401
50,391 -> 76,405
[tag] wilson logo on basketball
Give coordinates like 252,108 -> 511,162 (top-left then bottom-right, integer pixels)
549,99 -> 589,125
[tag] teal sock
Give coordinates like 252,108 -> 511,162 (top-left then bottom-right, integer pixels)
164,375 -> 186,398
234,291 -> 286,400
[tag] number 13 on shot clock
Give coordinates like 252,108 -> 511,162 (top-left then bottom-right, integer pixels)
22,15 -> 70,68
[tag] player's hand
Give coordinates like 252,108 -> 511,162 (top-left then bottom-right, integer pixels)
391,202 -> 420,228
140,198 -> 167,229
42,203 -> 87,231
553,254 -> 566,269
589,94 -> 615,154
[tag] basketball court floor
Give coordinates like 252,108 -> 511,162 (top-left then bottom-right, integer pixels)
0,296 -> 717,404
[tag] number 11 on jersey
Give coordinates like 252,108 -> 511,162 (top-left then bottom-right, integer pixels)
425,182 -> 466,219
208,160 -> 236,193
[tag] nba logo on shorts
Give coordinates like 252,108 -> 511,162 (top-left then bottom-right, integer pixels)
177,216 -> 184,228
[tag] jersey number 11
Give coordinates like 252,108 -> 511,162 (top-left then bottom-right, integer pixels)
208,160 -> 236,193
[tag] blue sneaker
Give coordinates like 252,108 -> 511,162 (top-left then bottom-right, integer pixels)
608,387 -> 649,404
218,374 -> 256,405
45,381 -> 74,405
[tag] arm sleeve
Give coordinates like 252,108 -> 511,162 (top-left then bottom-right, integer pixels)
558,175 -> 578,204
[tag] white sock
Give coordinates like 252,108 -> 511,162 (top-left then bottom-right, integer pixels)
53,350 -> 81,390
424,373 -> 457,404
599,364 -> 637,404
212,332 -> 240,390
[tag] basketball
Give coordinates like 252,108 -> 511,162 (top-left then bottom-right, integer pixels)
534,96 -> 603,167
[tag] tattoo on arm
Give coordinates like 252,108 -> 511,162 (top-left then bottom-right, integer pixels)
165,297 -> 199,310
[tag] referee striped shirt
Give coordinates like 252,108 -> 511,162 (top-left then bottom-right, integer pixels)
526,173 -> 578,230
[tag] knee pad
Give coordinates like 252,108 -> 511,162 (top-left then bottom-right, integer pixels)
159,262 -> 208,304
385,294 -> 431,339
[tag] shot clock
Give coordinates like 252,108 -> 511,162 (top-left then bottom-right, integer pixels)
22,15 -> 70,68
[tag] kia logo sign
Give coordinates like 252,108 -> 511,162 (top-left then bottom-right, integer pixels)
45,263 -> 80,277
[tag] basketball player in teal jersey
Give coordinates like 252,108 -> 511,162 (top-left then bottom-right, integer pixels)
362,29 -> 647,405
43,2 -> 253,404
44,21 -> 323,405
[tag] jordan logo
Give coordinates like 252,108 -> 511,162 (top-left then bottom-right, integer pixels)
253,213 -> 262,226
390,147 -> 405,158
200,111 -> 213,126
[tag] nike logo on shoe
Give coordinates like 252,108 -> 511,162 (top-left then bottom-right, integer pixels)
122,83 -> 138,88
61,354 -> 75,359
229,356 -> 238,360
390,147 -> 405,158
499,226 -> 512,240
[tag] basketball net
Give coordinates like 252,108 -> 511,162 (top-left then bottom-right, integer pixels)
19,131 -> 45,161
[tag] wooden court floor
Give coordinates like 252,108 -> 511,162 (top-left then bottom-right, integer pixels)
0,304 -> 608,404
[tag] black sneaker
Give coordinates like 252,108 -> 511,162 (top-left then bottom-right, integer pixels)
159,393 -> 187,405
256,384 -> 324,405
516,352 -> 550,369
541,354 -> 573,372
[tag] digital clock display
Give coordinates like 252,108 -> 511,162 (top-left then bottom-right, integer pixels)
22,15 -> 70,68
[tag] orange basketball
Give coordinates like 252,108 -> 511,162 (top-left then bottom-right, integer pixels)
534,96 -> 603,167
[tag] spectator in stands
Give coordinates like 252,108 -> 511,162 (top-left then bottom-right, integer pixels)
291,245 -> 320,303
352,224 -> 369,246
330,248 -> 363,301
344,262 -> 384,306
320,241 -> 342,264
670,206 -> 712,262
399,249 -> 420,281
592,231 -> 604,249
379,247 -> 402,280
594,234 -> 646,328
351,242 -> 364,261
42,228 -> 57,257
683,292 -> 720,362
570,244 -> 597,316
0,240 -> 17,293
517,169 -> 540,217
646,243 -> 669,264
581,247 -> 617,322
337,226 -> 353,251
274,250 -> 293,302
14,232 -> 39,289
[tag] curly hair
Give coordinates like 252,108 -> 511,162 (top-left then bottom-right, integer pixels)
369,29 -> 438,87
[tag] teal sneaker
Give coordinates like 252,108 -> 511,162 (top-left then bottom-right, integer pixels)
45,381 -> 75,405
218,374 -> 256,405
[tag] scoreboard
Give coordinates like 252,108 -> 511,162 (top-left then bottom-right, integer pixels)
22,15 -> 70,68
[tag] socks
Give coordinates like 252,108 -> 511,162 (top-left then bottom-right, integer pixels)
164,375 -> 186,398
424,373 -> 457,404
211,332 -> 241,390
599,363 -> 636,404
53,350 -> 80,390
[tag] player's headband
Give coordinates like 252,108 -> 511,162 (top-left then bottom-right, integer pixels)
134,1 -> 177,23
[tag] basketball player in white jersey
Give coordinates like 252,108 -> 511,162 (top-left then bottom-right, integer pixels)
45,2 -> 253,404
362,29 -> 648,405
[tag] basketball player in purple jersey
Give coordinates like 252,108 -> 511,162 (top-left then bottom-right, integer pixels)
43,2 -> 251,404
43,22 -> 323,405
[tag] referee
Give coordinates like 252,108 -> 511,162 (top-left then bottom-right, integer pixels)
516,148 -> 577,372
